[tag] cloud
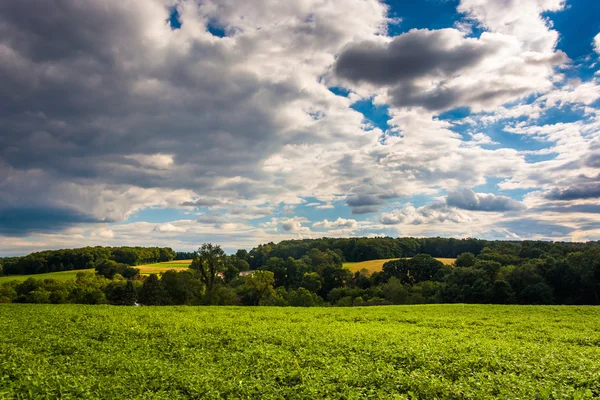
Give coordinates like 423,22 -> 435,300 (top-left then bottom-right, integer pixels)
594,33 -> 600,55
334,27 -> 566,111
346,194 -> 386,214
334,29 -> 496,86
280,217 -> 309,232
181,198 -> 222,207
313,218 -> 358,229
197,213 -> 226,224
153,223 -> 187,233
0,206 -> 104,236
544,185 -> 600,201
379,202 -> 474,226
0,0 -> 598,252
446,188 -> 526,212
379,210 -> 405,225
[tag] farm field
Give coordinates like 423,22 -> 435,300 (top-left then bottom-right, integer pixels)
344,257 -> 456,274
0,269 -> 93,283
0,261 -> 191,283
1,305 -> 599,399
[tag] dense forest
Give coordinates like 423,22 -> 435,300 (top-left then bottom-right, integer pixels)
1,237 -> 599,306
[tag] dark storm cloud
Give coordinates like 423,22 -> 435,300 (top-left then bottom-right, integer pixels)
334,29 -> 494,86
544,185 -> 600,201
446,188 -> 525,212
0,0 -> 307,232
0,206 -> 104,236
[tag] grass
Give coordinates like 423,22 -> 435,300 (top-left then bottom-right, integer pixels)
1,304 -> 599,399
344,257 -> 456,274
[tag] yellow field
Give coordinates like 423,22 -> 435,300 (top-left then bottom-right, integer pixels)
133,260 -> 191,275
344,257 -> 456,274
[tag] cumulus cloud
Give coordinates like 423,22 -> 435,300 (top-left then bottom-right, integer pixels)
335,29 -> 496,86
280,217 -> 309,232
380,202 -> 474,226
594,33 -> 600,55
313,218 -> 358,229
379,210 -> 405,225
334,27 -> 566,111
446,188 -> 526,212
0,0 -> 598,252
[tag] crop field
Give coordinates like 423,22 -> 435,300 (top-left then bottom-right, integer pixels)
0,261 -> 191,283
0,269 -> 93,283
344,258 -> 456,274
1,305 -> 599,399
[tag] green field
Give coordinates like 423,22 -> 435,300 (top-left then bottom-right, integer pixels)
0,269 -> 93,283
344,258 -> 456,274
1,305 -> 599,399
0,261 -> 192,283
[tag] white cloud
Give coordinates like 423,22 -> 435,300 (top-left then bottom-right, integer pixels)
313,218 -> 358,229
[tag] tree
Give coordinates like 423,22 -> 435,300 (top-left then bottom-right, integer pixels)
382,277 -> 409,304
301,272 -> 322,293
190,243 -> 227,298
382,255 -> 444,284
241,270 -> 275,305
139,274 -> 170,305
455,252 -> 476,268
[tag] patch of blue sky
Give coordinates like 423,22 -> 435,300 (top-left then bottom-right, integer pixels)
384,0 -> 486,38
477,121 -> 552,152
293,199 -> 354,222
437,107 -> 471,121
524,153 -> 558,163
543,0 -> 600,62
207,23 -> 227,38
535,103 -> 591,125
350,98 -> 391,134
328,86 -> 351,97
385,0 -> 459,35
167,7 -> 182,30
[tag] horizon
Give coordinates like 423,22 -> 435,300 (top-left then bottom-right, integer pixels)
1,0 -> 600,256
2,234 -> 598,258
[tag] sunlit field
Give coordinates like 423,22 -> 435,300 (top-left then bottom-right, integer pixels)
344,258 -> 456,274
0,261 -> 192,283
1,304 -> 599,399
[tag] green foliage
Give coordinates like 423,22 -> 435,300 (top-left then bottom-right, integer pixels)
455,252 -> 476,267
190,243 -> 227,295
1,246 -> 175,276
2,305 -> 600,398
382,254 -> 444,284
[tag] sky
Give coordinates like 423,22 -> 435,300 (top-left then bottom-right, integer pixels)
1,0 -> 600,256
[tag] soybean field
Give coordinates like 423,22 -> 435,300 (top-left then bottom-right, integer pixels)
1,304 -> 599,399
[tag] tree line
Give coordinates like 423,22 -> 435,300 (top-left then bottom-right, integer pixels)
1,237 -> 599,306
244,237 -> 598,268
0,246 -> 177,276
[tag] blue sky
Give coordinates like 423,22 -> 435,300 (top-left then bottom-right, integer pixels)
1,0 -> 600,255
